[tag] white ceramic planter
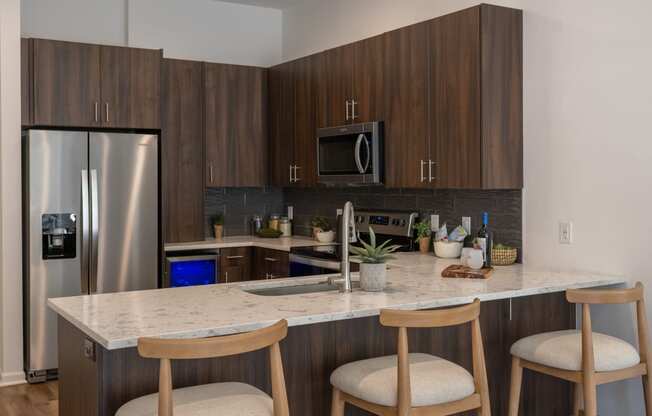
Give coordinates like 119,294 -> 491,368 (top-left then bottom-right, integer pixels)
359,263 -> 387,292
316,230 -> 335,243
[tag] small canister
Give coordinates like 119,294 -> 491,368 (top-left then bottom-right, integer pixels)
268,214 -> 280,231
279,216 -> 292,237
251,215 -> 263,235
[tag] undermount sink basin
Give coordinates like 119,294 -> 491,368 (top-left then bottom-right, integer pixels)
243,280 -> 360,296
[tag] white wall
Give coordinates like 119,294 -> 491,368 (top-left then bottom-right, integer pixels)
0,0 -> 25,386
21,0 -> 283,66
283,1 -> 652,414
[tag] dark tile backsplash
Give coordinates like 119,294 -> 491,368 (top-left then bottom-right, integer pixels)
204,187 -> 522,256
205,187 -> 285,237
283,187 -> 522,254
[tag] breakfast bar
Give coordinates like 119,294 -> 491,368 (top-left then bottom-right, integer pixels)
48,254 -> 625,416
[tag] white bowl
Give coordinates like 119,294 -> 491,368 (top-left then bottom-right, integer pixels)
316,230 -> 335,243
434,241 -> 463,258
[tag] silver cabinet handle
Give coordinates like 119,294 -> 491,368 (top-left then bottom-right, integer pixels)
104,103 -> 109,123
345,100 -> 350,121
294,165 -> 301,182
351,99 -> 358,120
225,272 -> 229,283
90,169 -> 100,294
420,160 -> 426,182
209,163 -> 214,184
94,102 -> 99,123
429,160 -> 436,182
226,255 -> 244,260
80,170 -> 90,294
289,165 -> 294,183
264,257 -> 279,262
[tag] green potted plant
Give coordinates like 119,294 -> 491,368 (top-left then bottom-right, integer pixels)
311,216 -> 334,243
212,214 -> 224,240
349,228 -> 401,291
413,220 -> 432,254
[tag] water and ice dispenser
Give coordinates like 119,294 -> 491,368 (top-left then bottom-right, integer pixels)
41,213 -> 76,260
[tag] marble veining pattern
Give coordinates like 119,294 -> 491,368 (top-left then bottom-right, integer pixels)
48,253 -> 626,350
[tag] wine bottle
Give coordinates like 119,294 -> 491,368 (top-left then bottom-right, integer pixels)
477,212 -> 493,267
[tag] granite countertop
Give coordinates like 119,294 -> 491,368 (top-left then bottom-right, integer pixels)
164,235 -> 332,252
48,253 -> 626,350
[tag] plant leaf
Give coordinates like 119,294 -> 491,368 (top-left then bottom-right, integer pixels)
369,227 -> 376,248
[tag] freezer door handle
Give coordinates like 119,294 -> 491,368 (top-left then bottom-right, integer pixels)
80,170 -> 90,294
90,169 -> 100,293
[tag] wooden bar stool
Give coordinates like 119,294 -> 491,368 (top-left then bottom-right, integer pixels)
330,299 -> 491,416
115,319 -> 289,416
508,283 -> 651,416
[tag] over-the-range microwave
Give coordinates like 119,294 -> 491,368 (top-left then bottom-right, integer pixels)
317,121 -> 384,185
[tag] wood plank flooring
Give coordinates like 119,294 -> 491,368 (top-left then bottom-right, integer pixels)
0,381 -> 58,416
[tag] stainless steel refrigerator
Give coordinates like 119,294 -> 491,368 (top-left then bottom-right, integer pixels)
22,130 -> 159,383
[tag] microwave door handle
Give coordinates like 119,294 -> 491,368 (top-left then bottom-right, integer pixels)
362,136 -> 371,172
354,134 -> 365,174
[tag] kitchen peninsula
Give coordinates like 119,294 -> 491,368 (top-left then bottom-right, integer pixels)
48,254 -> 624,416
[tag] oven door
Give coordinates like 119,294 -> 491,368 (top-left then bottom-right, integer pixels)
317,122 -> 383,184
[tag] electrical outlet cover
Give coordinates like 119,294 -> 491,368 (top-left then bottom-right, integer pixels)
559,221 -> 573,244
430,214 -> 439,231
462,217 -> 471,234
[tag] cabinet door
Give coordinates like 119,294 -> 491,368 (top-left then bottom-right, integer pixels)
32,39 -> 101,127
268,62 -> 295,187
383,23 -> 430,188
326,44 -> 354,126
220,247 -> 251,283
204,63 -> 267,187
352,34 -> 385,123
430,8 -> 482,189
21,38 -> 31,127
100,46 -> 161,129
161,59 -> 205,244
264,249 -> 290,279
293,56 -> 317,187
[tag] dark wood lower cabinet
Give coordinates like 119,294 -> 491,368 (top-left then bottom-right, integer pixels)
58,292 -> 574,416
219,247 -> 251,283
252,248 -> 290,280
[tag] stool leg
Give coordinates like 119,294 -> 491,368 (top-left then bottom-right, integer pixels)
643,373 -> 652,415
582,377 -> 597,416
331,388 -> 345,416
573,383 -> 583,416
508,356 -> 523,416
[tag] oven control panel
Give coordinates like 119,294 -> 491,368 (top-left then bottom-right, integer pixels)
353,210 -> 418,237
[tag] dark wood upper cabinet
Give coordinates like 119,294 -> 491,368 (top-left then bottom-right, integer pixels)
352,34 -> 385,123
430,5 -> 523,189
21,38 -> 31,127
268,61 -> 295,187
32,39 -> 101,127
100,46 -> 161,129
204,63 -> 267,187
292,55 -> 321,187
325,45 -> 354,126
161,58 -> 205,244
383,22 -> 430,189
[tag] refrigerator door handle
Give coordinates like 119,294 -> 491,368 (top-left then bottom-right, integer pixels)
80,170 -> 90,294
90,169 -> 100,293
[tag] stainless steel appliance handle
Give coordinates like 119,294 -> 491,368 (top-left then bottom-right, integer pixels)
90,169 -> 100,293
420,160 -> 426,182
362,136 -> 371,172
354,134 -> 365,174
80,170 -> 90,294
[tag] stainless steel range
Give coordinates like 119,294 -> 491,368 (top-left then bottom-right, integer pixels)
289,209 -> 418,276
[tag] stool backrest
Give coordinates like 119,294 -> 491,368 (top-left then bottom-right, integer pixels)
379,299 -> 488,415
137,319 -> 289,416
566,282 -> 649,381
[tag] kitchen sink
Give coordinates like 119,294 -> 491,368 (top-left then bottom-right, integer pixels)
243,280 -> 360,296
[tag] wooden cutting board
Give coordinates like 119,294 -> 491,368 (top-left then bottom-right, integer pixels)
442,264 -> 493,279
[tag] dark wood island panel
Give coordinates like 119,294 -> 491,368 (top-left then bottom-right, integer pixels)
58,292 -> 574,416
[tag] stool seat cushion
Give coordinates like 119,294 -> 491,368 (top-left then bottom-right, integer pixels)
511,329 -> 640,372
115,382 -> 273,416
330,353 -> 476,407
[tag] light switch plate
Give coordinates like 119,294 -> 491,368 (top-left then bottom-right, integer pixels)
430,214 -> 439,231
462,217 -> 472,234
559,221 -> 573,244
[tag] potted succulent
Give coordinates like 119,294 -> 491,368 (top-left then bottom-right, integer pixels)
349,227 -> 400,292
413,220 -> 432,254
311,216 -> 335,243
212,214 -> 224,240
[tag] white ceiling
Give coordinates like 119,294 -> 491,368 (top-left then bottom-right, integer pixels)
215,0 -> 303,10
